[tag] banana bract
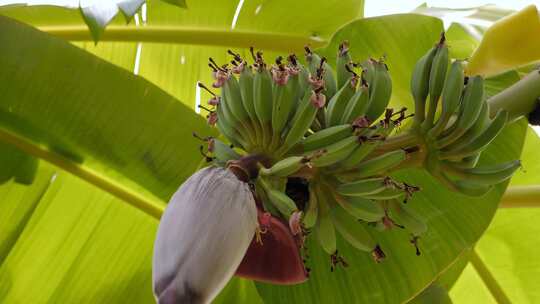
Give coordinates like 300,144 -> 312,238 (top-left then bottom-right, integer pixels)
154,36 -> 521,297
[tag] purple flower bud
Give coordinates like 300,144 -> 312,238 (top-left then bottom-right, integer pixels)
212,70 -> 230,88
152,166 -> 257,304
206,112 -> 218,126
310,91 -> 326,108
271,66 -> 290,86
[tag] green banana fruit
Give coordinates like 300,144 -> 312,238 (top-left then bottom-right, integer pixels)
272,61 -> 299,139
305,48 -> 337,99
334,193 -> 386,222
341,81 -> 370,124
365,59 -> 392,121
259,155 -> 309,177
310,136 -> 359,167
259,177 -> 299,217
410,46 -> 437,125
428,60 -> 464,138
336,41 -> 352,89
314,185 -> 337,255
209,138 -> 241,165
278,91 -> 323,155
436,75 -> 485,148
441,159 -> 521,185
388,200 -> 427,236
331,206 -> 377,252
237,64 -> 263,144
339,149 -> 407,179
326,76 -> 358,127
424,36 -> 449,129
253,58 -> 274,146
337,177 -> 389,197
441,109 -> 508,159
298,124 -> 353,152
303,182 -> 319,229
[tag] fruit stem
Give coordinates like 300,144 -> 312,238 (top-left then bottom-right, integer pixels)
488,69 -> 540,121
499,185 -> 540,208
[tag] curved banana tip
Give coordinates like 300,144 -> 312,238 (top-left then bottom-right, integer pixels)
466,5 -> 540,77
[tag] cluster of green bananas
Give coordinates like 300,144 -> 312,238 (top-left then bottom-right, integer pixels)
196,42 -> 426,269
195,35 -> 520,270
409,34 -> 521,197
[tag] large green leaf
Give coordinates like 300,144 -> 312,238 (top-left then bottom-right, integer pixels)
0,15 -> 214,206
255,14 -> 527,304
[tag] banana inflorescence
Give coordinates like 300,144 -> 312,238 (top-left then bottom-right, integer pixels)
193,35 -> 520,277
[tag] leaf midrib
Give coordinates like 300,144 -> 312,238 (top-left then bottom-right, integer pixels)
37,25 -> 328,51
0,126 -> 165,220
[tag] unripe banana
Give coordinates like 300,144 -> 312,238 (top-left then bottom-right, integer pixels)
238,65 -> 263,144
259,156 -> 309,177
305,49 -> 337,100
428,60 -> 464,138
341,81 -> 370,124
441,101 -> 489,152
454,180 -> 493,197
238,65 -> 257,124
436,75 -> 485,148
365,60 -> 392,121
334,193 -> 385,222
259,178 -> 299,218
331,206 -> 377,252
424,37 -> 449,130
309,136 -> 359,168
446,153 -> 481,169
339,149 -> 407,179
337,124 -> 395,170
336,41 -> 353,89
209,138 -> 241,166
303,183 -> 319,229
337,177 -> 388,197
314,185 -> 337,255
441,159 -> 521,185
253,63 -> 274,146
298,124 -> 353,152
326,76 -> 358,126
410,46 -> 437,125
215,101 -> 248,149
388,200 -> 427,236
272,63 -> 299,139
222,74 -> 257,145
435,170 -> 493,197
441,109 -> 508,159
278,91 -> 323,155
361,187 -> 405,200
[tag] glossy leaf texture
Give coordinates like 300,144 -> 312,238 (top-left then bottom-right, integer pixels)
0,0 -> 364,112
254,14 -> 527,304
0,15 -> 215,205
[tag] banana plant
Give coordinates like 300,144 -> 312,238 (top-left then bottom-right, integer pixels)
0,1 -> 539,303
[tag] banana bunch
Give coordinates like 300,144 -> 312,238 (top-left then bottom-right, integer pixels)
410,33 -> 521,197
193,35 -> 520,274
